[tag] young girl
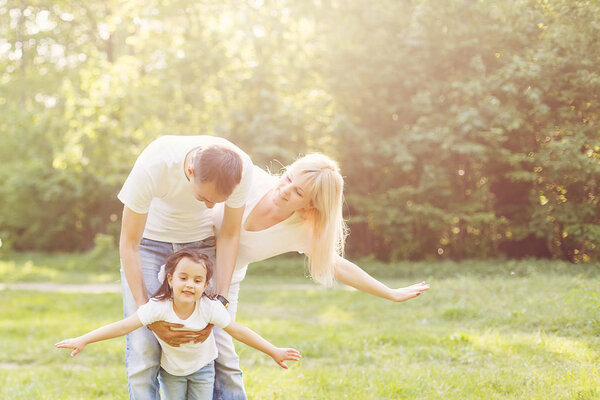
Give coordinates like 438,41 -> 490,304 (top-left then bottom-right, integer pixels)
55,247 -> 301,400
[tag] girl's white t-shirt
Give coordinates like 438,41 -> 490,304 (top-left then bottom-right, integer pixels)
212,166 -> 312,283
137,297 -> 231,376
118,135 -> 253,243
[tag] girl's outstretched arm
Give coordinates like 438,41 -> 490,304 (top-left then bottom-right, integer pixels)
223,321 -> 301,369
55,313 -> 143,357
333,256 -> 430,302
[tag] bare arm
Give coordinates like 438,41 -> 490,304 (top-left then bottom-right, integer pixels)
214,205 -> 244,298
55,314 -> 143,357
224,321 -> 301,369
119,206 -> 149,307
333,256 -> 429,302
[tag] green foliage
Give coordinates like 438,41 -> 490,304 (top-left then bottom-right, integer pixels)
0,0 -> 598,261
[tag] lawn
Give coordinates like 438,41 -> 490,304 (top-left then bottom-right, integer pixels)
0,253 -> 598,399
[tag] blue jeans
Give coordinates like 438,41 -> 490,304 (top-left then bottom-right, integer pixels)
121,237 -> 247,400
159,361 -> 215,400
212,279 -> 246,400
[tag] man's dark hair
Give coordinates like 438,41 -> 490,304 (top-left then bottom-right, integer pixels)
193,145 -> 242,197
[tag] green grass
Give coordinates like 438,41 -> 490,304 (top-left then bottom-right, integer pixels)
1,254 -> 599,399
0,251 -> 121,284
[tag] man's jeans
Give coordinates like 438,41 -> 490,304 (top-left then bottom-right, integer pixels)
120,237 -> 247,400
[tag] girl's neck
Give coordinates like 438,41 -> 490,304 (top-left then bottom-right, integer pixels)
172,298 -> 196,320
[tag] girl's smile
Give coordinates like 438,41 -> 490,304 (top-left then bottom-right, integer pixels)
168,258 -> 209,306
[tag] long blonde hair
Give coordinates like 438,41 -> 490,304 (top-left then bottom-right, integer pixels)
286,153 -> 348,287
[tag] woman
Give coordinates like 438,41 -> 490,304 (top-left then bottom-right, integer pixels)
208,153 -> 430,398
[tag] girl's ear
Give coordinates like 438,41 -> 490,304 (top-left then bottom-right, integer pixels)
167,274 -> 173,288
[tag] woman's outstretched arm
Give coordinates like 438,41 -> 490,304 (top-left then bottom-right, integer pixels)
333,256 -> 429,302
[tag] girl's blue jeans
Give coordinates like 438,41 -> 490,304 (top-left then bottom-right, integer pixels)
120,237 -> 247,400
159,361 -> 215,400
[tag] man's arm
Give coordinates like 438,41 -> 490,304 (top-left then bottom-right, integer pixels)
119,206 -> 149,307
214,205 -> 244,298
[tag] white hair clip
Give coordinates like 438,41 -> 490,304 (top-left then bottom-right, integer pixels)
157,264 -> 166,284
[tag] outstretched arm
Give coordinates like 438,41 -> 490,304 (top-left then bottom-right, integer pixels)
333,256 -> 429,302
223,321 -> 301,369
55,314 -> 143,357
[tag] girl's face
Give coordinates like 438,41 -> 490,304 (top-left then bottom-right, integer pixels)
271,171 -> 313,213
167,258 -> 209,304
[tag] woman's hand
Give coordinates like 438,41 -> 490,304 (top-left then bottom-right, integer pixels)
389,281 -> 430,302
270,347 -> 302,369
55,337 -> 87,357
147,321 -> 213,346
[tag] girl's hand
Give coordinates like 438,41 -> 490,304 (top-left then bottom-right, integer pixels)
55,337 -> 87,357
390,281 -> 430,302
271,347 -> 302,369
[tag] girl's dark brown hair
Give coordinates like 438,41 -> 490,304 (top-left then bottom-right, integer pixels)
152,248 -> 214,301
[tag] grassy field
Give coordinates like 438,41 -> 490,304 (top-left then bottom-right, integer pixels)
0,253 -> 599,399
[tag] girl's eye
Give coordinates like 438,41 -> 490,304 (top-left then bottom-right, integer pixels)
195,280 -> 202,284
295,190 -> 303,197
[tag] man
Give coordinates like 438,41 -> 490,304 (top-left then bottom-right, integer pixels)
118,135 -> 252,400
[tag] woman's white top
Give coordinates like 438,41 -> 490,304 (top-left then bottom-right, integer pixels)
137,297 -> 231,376
212,166 -> 312,284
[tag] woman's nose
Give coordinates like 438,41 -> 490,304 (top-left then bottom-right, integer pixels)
281,183 -> 292,194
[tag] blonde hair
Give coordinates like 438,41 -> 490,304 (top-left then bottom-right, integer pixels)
286,153 -> 348,287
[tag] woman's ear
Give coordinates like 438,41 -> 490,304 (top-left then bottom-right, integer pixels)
167,274 -> 173,288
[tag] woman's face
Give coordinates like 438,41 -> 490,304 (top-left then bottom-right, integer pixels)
271,171 -> 313,213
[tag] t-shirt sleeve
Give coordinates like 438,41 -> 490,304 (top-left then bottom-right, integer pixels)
117,161 -> 156,214
208,299 -> 232,328
137,300 -> 167,326
224,156 -> 253,209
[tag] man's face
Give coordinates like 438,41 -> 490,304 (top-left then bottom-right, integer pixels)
189,179 -> 228,208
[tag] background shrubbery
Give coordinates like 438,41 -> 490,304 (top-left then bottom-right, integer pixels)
1,0 -> 598,262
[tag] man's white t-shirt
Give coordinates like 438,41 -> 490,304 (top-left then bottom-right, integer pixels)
137,297 -> 231,376
213,166 -> 312,283
118,135 -> 253,243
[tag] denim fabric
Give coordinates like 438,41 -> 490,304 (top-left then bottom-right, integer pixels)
159,361 -> 215,400
213,280 -> 247,400
121,237 -> 217,400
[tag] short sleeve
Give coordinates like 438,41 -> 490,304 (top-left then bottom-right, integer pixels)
118,162 -> 155,214
137,300 -> 166,326
208,299 -> 232,328
225,156 -> 253,209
